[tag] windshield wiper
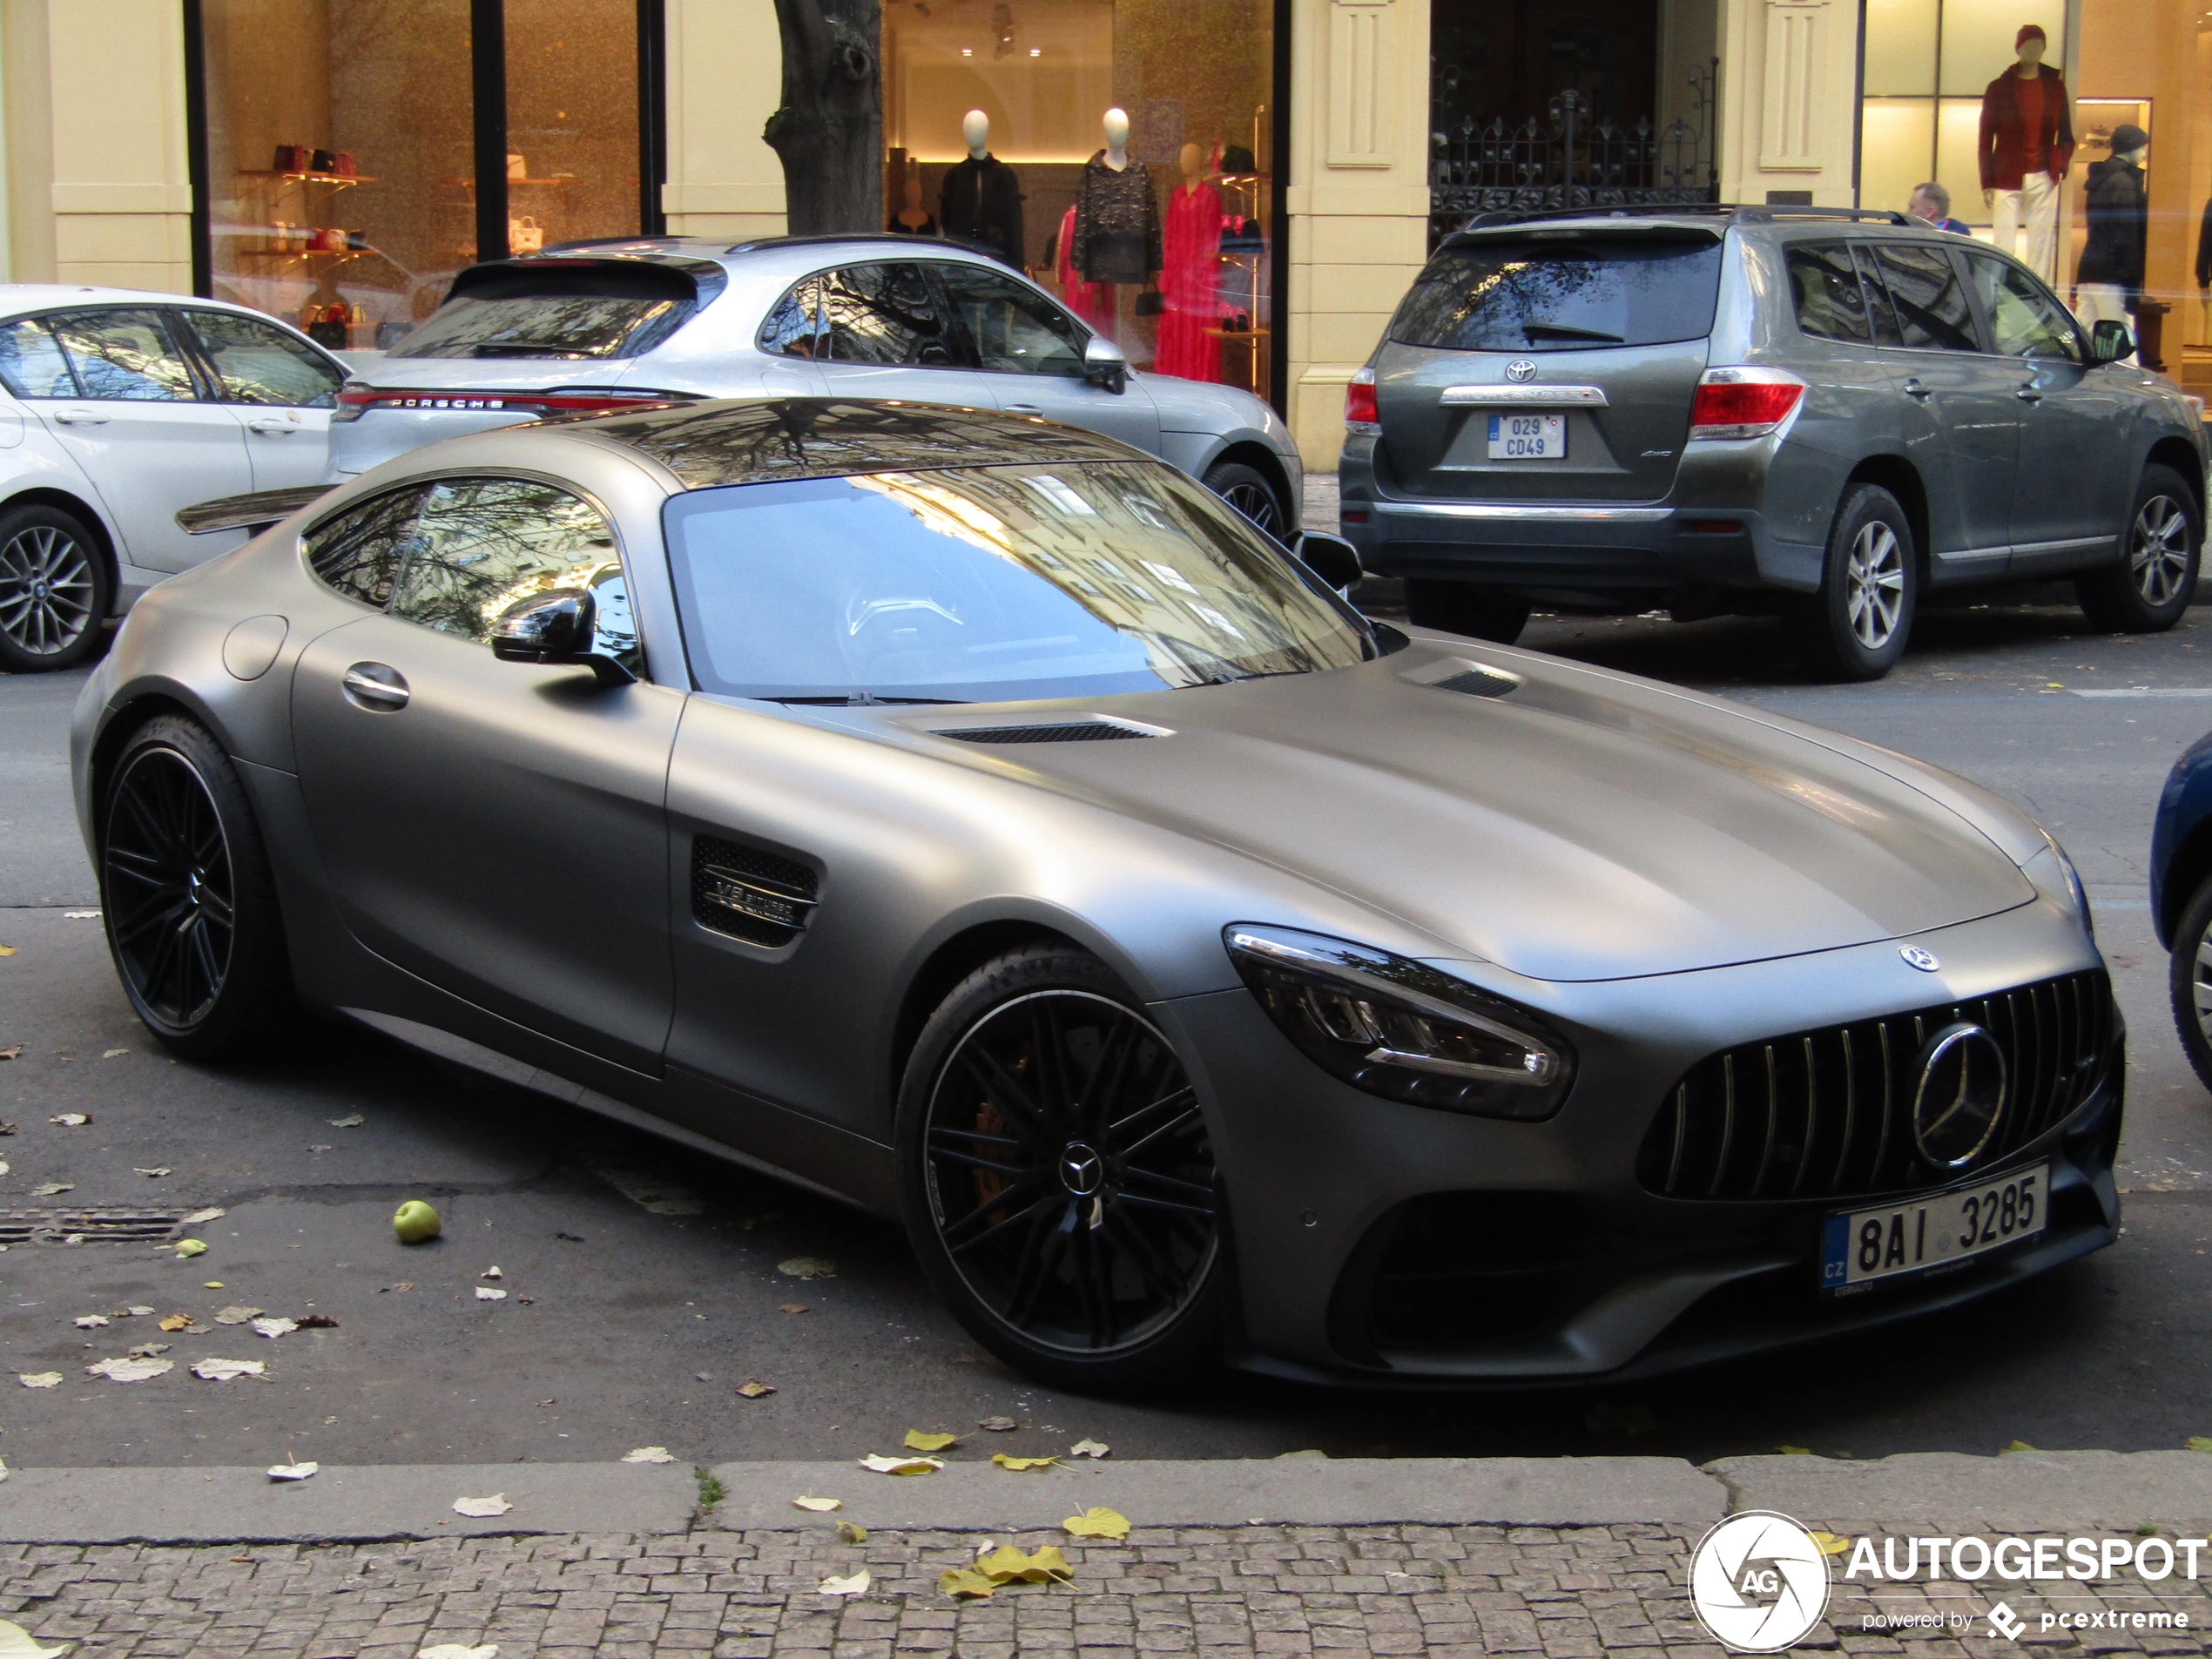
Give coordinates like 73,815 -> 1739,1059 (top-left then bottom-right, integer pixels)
1520,321 -> 1625,343
772,693 -> 968,706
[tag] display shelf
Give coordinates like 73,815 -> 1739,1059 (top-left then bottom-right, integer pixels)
235,170 -> 377,186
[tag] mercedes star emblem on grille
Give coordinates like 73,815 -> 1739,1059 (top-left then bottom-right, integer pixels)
1912,1022 -> 2008,1166
1898,944 -> 1940,972
1504,359 -> 1539,382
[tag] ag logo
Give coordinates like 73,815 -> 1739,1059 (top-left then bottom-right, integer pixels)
1689,1511 -> 1831,1652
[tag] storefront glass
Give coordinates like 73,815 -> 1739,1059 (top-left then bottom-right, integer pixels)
195,0 -> 644,350
881,0 -> 1278,398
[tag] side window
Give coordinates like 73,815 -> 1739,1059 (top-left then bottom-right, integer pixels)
388,476 -> 640,676
47,307 -> 200,401
1871,245 -> 1978,352
304,487 -> 425,610
935,263 -> 1085,376
182,310 -> 345,407
819,263 -> 961,368
1785,243 -> 1873,344
759,278 -> 822,358
1851,246 -> 1905,346
0,319 -> 81,398
1963,255 -> 2082,363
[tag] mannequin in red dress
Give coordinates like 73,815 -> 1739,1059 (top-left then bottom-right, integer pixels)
1156,143 -> 1223,381
1054,205 -> 1109,327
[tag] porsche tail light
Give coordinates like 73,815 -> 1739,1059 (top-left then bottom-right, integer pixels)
1689,367 -> 1806,440
331,386 -> 688,424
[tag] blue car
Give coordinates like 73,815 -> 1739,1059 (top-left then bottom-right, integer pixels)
2154,732 -> 2212,1088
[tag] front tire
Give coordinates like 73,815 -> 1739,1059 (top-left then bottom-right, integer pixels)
0,501 -> 110,673
1201,460 -> 1287,543
98,715 -> 293,1060
1791,482 -> 1915,681
2171,877 -> 2212,1096
2078,463 -> 2200,632
1405,579 -> 1531,644
896,943 -> 1225,1389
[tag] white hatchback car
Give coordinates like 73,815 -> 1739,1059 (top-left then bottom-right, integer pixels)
0,287 -> 346,672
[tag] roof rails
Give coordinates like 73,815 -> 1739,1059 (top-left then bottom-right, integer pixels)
1450,203 -> 1911,235
723,231 -> 1008,259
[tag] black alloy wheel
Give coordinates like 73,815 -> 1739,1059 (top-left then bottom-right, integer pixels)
1202,459 -> 1286,542
0,502 -> 109,673
899,945 -> 1224,1386
98,715 -> 292,1058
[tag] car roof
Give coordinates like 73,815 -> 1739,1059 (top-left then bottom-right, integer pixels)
0,284 -> 280,312
1436,205 -> 1927,246
520,234 -> 1019,282
574,396 -> 1141,491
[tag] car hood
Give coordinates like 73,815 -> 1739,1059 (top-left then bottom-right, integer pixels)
902,642 -> 2036,982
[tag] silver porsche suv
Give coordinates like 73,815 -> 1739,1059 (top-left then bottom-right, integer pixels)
1338,206 -> 2209,679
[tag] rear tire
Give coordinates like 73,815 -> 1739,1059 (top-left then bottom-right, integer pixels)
2171,876 -> 2212,1097
2077,463 -> 2200,632
1791,482 -> 1915,681
0,501 -> 110,674
1405,579 -> 1531,644
97,714 -> 294,1060
1202,460 -> 1287,543
896,942 -> 1225,1390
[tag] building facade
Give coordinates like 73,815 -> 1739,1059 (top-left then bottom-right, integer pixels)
0,0 -> 2195,472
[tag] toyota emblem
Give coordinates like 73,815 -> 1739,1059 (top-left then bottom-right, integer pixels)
1912,1022 -> 2008,1167
1898,945 -> 1940,972
1504,359 -> 1539,383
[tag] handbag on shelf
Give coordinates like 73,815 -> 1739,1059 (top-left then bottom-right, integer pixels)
509,214 -> 543,253
273,144 -> 310,173
507,152 -> 528,180
331,152 -> 357,178
1134,287 -> 1165,317
310,149 -> 338,175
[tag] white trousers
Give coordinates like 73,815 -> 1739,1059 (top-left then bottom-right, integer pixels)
1993,169 -> 2060,281
2074,281 -> 2136,359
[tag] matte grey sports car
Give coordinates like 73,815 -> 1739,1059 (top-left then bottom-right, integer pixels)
71,398 -> 2119,1388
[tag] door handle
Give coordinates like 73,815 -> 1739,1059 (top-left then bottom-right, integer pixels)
1901,378 -> 1931,401
245,415 -> 299,434
51,407 -> 109,425
341,662 -> 408,711
2016,384 -> 2044,402
1002,402 -> 1044,414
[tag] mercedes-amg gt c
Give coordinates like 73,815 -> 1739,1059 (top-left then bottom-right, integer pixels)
72,398 -> 2117,1387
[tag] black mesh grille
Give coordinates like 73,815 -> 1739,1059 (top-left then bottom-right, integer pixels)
1637,969 -> 2112,1203
1434,669 -> 1516,698
938,722 -> 1154,744
690,836 -> 819,948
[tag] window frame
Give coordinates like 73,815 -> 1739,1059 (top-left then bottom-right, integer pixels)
170,305 -> 349,408
927,257 -> 1093,379
1784,239 -> 1878,347
812,260 -> 978,372
40,304 -> 219,403
0,314 -> 88,400
1861,239 -> 1982,354
1952,247 -> 2087,367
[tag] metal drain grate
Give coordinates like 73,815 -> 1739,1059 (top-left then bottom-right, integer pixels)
0,1211 -> 185,1244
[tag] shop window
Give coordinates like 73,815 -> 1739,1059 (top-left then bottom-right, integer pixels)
881,0 -> 1278,399
193,1 -> 652,351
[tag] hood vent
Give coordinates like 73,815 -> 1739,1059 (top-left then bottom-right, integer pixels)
1434,667 -> 1519,699
938,718 -> 1159,745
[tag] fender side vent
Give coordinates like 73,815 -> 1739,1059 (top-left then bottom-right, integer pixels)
691,836 -> 819,948
1434,669 -> 1517,698
938,720 -> 1156,744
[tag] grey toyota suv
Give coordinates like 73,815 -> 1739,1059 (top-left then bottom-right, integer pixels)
1338,206 -> 2209,678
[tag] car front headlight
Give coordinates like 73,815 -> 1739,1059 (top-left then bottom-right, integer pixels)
2030,826 -> 2094,941
1223,924 -> 1575,1120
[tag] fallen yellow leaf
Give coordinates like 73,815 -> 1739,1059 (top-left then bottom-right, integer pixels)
1776,1445 -> 1813,1456
860,1453 -> 942,1475
0,945 -> 16,956
836,1521 -> 868,1544
977,1544 -> 1072,1584
174,1239 -> 207,1258
2000,1440 -> 2038,1455
792,1495 -> 841,1512
991,1453 -> 1058,1472
941,1568 -> 997,1599
817,1569 -> 869,1596
736,1380 -> 775,1399
2188,1437 -> 2212,1453
156,1314 -> 192,1332
1063,1506 -> 1131,1540
1809,1531 -> 1851,1557
905,1429 -> 959,1452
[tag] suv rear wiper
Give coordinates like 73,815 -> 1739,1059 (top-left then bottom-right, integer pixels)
1521,322 -> 1626,343
772,693 -> 968,706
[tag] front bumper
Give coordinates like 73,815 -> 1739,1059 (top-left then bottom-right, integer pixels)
1155,898 -> 2118,1385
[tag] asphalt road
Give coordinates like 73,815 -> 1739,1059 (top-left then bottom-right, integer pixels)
7,596 -> 2212,1473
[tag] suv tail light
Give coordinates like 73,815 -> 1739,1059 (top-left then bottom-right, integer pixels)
1345,367 -> 1379,435
331,386 -> 688,424
1689,367 -> 1805,440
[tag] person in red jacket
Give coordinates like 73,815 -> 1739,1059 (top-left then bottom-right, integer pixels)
1979,24 -> 2074,280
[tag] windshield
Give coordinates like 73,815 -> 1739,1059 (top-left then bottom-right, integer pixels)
663,462 -> 1366,703
1392,233 -> 1723,352
389,294 -> 691,360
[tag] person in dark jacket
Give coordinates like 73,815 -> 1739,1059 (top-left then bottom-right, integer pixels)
2076,123 -> 2148,347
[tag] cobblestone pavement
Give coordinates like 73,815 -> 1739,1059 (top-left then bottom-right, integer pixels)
3,1521 -> 2210,1659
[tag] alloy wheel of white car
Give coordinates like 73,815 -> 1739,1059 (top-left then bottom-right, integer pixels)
0,520 -> 96,660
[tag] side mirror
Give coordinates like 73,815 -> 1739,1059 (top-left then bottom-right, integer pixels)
2091,318 -> 2134,364
1291,531 -> 1364,592
491,588 -> 636,686
1082,334 -> 1128,395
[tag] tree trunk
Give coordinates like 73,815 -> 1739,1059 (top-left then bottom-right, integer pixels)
764,0 -> 883,237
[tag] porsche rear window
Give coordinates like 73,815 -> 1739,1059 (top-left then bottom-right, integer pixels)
388,295 -> 690,360
1392,233 -> 1723,352
664,461 -> 1366,703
